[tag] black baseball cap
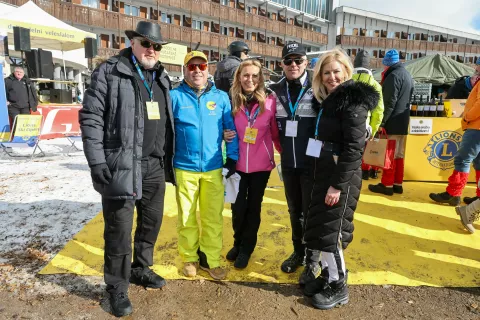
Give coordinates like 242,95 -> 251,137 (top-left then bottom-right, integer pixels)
282,41 -> 306,59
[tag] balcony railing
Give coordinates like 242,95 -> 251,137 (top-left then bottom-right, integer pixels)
4,0 -> 327,57
337,35 -> 480,56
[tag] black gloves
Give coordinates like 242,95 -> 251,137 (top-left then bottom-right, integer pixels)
90,163 -> 112,185
223,157 -> 237,179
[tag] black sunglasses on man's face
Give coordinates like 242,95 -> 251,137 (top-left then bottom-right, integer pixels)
283,58 -> 305,66
139,39 -> 162,52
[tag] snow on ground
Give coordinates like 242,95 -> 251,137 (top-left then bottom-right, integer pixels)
0,139 -> 105,297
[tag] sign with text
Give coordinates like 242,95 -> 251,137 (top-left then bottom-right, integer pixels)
11,115 -> 42,146
0,63 -> 10,142
32,104 -> 82,140
0,20 -> 95,44
410,118 -> 433,135
159,43 -> 188,66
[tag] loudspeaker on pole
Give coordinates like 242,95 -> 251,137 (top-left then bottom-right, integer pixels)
13,26 -> 31,52
84,37 -> 97,58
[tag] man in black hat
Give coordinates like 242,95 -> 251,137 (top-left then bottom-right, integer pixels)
214,40 -> 250,95
269,41 -> 318,280
80,21 -> 175,317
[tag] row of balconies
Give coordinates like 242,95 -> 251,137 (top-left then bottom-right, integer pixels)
337,35 -> 480,55
3,0 -> 327,57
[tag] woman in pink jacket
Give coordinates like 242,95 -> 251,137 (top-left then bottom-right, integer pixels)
226,59 -> 282,269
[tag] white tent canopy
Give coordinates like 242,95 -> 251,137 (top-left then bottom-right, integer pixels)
0,1 -> 96,51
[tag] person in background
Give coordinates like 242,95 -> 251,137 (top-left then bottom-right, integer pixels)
368,49 -> 413,196
456,196 -> 480,234
446,62 -> 480,99
80,21 -> 175,317
269,41 -> 317,274
171,51 -> 239,281
225,59 -> 282,269
4,66 -> 38,129
303,48 -> 379,310
351,50 -> 384,180
214,40 -> 250,95
430,75 -> 480,206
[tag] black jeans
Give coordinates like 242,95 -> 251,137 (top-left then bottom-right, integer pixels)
8,107 -> 30,130
231,171 -> 271,255
282,166 -> 313,255
101,156 -> 166,294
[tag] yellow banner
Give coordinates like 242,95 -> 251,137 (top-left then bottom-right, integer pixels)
0,20 -> 91,43
159,43 -> 188,66
11,115 -> 42,146
404,117 -> 476,182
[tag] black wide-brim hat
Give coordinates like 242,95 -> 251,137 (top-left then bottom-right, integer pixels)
125,21 -> 169,45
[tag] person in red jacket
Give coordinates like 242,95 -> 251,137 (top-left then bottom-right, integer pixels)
225,59 -> 282,269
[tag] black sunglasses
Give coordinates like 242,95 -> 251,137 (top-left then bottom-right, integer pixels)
283,58 -> 305,66
139,39 -> 162,52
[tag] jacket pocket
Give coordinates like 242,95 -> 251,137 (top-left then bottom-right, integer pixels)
263,140 -> 274,166
180,128 -> 190,157
104,147 -> 122,170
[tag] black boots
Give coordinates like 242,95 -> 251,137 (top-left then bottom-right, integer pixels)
429,191 -> 461,206
299,262 -> 320,286
463,196 -> 479,205
368,183 -> 394,196
109,292 -> 133,317
362,169 -> 378,181
281,251 -> 304,273
130,268 -> 166,289
310,277 -> 349,310
226,246 -> 239,261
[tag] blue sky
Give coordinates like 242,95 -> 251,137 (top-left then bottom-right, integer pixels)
339,0 -> 480,34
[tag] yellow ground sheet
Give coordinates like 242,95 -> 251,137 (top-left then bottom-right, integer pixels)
40,174 -> 480,287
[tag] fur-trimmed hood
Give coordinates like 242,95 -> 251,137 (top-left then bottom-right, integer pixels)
322,79 -> 380,113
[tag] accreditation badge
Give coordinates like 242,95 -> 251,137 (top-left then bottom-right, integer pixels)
306,138 -> 323,158
285,120 -> 298,137
146,101 -> 160,120
243,127 -> 258,144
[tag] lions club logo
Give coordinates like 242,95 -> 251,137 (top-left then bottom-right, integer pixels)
423,130 -> 462,170
206,101 -> 217,110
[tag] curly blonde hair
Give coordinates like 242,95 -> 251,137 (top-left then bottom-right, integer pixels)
230,60 -> 266,116
312,48 -> 353,101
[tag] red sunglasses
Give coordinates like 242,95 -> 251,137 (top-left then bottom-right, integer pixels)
186,63 -> 208,71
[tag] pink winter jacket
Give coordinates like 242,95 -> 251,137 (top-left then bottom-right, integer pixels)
234,95 -> 282,173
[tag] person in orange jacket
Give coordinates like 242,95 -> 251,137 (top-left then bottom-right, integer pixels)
430,76 -> 480,206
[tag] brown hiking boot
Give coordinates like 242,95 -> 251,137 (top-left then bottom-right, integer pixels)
199,266 -> 228,280
183,262 -> 199,277
455,206 -> 480,234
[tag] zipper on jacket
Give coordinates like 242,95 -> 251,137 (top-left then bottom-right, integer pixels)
198,95 -> 203,172
132,81 -> 141,198
246,142 -> 250,173
263,140 -> 274,166
303,157 -> 317,242
292,136 -> 297,168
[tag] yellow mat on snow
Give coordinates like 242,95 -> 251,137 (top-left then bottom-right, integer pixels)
40,177 -> 480,287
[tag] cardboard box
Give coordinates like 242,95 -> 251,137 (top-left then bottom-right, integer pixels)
444,99 -> 467,118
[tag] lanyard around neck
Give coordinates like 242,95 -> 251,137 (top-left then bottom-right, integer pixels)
314,109 -> 323,139
244,104 -> 260,127
286,77 -> 308,119
132,54 -> 156,101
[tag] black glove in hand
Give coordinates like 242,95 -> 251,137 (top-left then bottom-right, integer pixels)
223,157 -> 237,179
91,163 -> 112,185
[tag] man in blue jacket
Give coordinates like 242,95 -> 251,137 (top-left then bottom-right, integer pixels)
171,51 -> 239,280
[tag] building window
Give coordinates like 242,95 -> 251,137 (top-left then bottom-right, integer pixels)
246,32 -> 251,40
247,6 -> 251,13
126,38 -> 131,48
81,0 -> 98,8
221,0 -> 228,5
125,5 -> 139,16
192,20 -> 203,30
161,13 -> 171,24
222,27 -> 228,35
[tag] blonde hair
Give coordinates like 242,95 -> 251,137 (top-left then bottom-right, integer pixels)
230,60 -> 266,116
312,48 -> 353,101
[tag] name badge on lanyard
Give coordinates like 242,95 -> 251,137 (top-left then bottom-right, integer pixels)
146,101 -> 160,120
306,109 -> 323,158
285,78 -> 308,138
243,105 -> 259,144
132,53 -> 159,120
